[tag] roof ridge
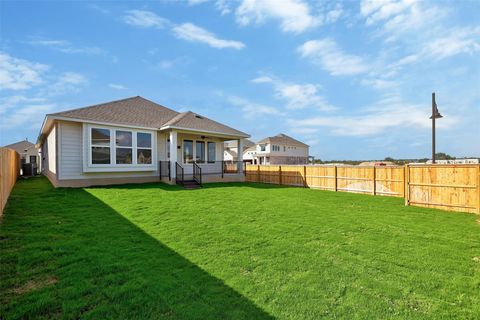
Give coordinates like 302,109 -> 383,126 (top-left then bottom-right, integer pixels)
48,96 -> 140,116
162,111 -> 191,127
49,96 -> 180,117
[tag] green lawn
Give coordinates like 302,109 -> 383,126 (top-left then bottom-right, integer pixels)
1,177 -> 479,319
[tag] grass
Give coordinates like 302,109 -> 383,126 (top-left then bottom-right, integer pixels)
1,177 -> 479,319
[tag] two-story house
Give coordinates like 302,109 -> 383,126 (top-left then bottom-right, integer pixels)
250,133 -> 309,165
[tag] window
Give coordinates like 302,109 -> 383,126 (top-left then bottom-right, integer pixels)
260,144 -> 266,151
208,142 -> 215,163
137,132 -> 152,164
91,128 -> 111,164
184,140 -> 193,163
116,130 -> 132,164
284,146 -> 286,152
88,126 -> 154,168
196,141 -> 205,163
29,156 -> 37,164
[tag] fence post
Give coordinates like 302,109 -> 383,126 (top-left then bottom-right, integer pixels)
477,164 -> 480,214
257,165 -> 260,183
334,166 -> 337,192
372,166 -> 376,196
279,165 -> 282,185
404,164 -> 410,206
303,165 -> 307,188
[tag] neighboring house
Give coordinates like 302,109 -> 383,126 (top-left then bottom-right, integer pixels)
36,96 -> 249,187
250,133 -> 309,165
223,139 -> 255,162
3,139 -> 40,173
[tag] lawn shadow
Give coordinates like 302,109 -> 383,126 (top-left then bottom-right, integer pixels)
1,178 -> 274,319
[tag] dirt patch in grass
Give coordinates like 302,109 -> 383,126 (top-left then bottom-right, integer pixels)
14,276 -> 58,295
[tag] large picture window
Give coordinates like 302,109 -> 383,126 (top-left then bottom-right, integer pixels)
88,126 -> 154,168
184,140 -> 193,163
137,132 -> 152,164
195,141 -> 205,163
91,128 -> 111,164
116,130 -> 132,164
208,142 -> 215,163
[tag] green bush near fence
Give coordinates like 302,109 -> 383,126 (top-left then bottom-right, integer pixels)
1,177 -> 479,319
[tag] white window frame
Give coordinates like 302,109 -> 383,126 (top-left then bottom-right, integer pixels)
136,131 -> 154,165
115,129 -> 133,165
181,138 -> 218,165
83,124 -> 157,172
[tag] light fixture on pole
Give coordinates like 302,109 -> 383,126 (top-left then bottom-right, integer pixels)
430,92 -> 443,164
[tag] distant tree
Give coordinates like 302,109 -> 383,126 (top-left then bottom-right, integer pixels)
435,152 -> 455,160
384,157 -> 395,161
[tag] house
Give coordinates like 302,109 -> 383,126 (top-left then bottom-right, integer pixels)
36,96 -> 250,187
250,133 -> 309,165
3,139 -> 40,173
223,139 -> 255,162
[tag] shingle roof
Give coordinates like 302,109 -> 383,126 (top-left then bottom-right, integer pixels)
161,111 -> 248,137
257,133 -> 309,147
3,140 -> 36,153
49,96 -> 248,137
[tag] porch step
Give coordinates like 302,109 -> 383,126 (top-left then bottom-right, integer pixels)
182,180 -> 202,189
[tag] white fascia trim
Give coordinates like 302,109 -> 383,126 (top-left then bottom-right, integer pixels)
160,125 -> 250,139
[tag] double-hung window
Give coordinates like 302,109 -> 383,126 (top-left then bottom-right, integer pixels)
91,128 -> 111,164
195,141 -> 205,163
116,130 -> 133,164
88,126 -> 154,168
207,142 -> 215,163
137,132 -> 152,164
184,140 -> 193,163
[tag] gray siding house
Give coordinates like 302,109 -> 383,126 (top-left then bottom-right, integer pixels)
37,96 -> 249,187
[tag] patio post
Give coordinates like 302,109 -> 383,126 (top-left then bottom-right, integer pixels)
169,130 -> 178,180
237,139 -> 244,173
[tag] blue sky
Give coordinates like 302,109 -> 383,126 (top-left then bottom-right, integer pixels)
1,0 -> 479,160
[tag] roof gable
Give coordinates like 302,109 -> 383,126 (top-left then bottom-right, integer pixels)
257,133 -> 309,147
3,140 -> 36,153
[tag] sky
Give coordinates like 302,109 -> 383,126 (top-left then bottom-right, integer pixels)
0,0 -> 479,160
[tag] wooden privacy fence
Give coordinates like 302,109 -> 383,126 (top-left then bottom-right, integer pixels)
246,164 -> 480,214
406,164 -> 480,214
0,148 -> 20,215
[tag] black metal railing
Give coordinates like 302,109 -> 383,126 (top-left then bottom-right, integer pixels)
159,161 -> 171,181
193,162 -> 202,185
176,162 -> 184,185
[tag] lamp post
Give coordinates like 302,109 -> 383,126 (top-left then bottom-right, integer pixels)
430,92 -> 443,164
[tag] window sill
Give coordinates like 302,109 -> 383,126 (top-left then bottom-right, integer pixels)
83,165 -> 156,173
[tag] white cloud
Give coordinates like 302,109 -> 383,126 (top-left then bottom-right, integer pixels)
172,23 -> 245,49
288,96 -> 459,136
215,0 -> 232,15
108,83 -> 126,90
252,75 -> 336,111
0,104 -> 55,129
124,10 -> 169,28
27,38 -> 106,55
298,39 -> 369,76
235,0 -> 320,33
0,52 -> 48,90
423,27 -> 480,60
188,0 -> 209,5
360,0 -> 446,42
226,95 -> 283,119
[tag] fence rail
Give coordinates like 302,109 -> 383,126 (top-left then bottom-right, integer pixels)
1,148 -> 20,215
246,164 -> 480,214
